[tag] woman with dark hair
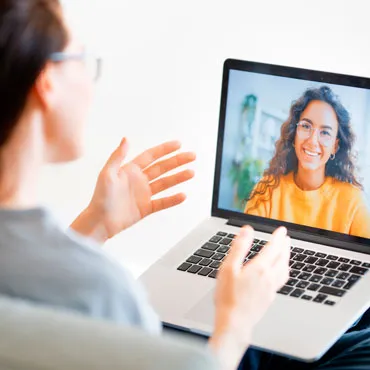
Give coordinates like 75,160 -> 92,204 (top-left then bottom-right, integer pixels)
0,1 -> 293,370
245,86 -> 370,239
1,1 -> 370,369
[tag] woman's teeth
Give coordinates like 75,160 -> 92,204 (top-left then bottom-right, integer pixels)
304,149 -> 320,157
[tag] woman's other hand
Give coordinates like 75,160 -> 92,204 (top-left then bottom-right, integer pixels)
209,226 -> 290,370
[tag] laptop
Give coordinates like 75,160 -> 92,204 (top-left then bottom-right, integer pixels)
139,59 -> 370,362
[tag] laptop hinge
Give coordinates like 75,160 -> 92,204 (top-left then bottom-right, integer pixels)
227,217 -> 276,234
227,218 -> 369,254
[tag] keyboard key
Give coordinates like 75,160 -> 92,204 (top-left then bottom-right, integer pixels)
219,238 -> 233,245
293,254 -> 307,262
339,257 -> 350,263
212,253 -> 225,261
324,300 -> 336,306
290,269 -> 300,278
301,295 -> 313,300
195,249 -> 214,258
315,252 -> 327,258
298,272 -> 311,280
186,256 -> 201,264
187,265 -> 202,274
292,247 -> 304,253
327,261 -> 340,269
287,278 -> 298,286
314,267 -> 327,275
227,233 -> 236,239
305,256 -> 319,264
248,252 -> 257,259
304,250 -> 315,256
338,264 -> 351,272
316,259 -> 329,267
177,262 -> 192,271
332,280 -> 345,288
343,281 -> 356,290
337,272 -> 349,280
198,267 -> 213,276
217,232 -> 227,236
217,246 -> 230,254
350,260 -> 361,266
289,260 -> 295,267
313,294 -> 328,303
309,275 -> 322,283
321,277 -> 334,285
327,255 -> 338,260
290,252 -> 297,259
297,281 -> 310,289
253,238 -> 261,243
348,274 -> 361,282
209,236 -> 222,243
291,262 -> 305,270
307,283 -> 320,291
319,286 -> 346,297
278,285 -> 294,295
362,262 -> 370,268
199,258 -> 212,266
259,240 -> 268,245
251,245 -> 262,252
290,288 -> 305,298
201,243 -> 219,251
325,270 -> 338,277
349,266 -> 369,275
209,270 -> 218,279
210,261 -> 221,269
303,265 -> 316,273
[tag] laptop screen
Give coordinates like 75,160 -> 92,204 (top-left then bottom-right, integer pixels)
217,62 -> 370,242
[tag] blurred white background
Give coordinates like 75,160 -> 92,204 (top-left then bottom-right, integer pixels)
40,0 -> 370,277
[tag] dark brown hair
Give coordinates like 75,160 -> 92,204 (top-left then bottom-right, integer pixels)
0,0 -> 68,147
246,86 -> 362,211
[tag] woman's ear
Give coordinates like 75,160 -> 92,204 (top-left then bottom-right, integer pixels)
32,62 -> 55,110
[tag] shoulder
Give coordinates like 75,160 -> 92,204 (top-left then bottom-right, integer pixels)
329,178 -> 367,205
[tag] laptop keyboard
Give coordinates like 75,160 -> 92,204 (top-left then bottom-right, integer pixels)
177,231 -> 370,306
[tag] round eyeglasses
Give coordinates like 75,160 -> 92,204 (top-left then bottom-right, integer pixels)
296,121 -> 336,147
49,52 -> 102,82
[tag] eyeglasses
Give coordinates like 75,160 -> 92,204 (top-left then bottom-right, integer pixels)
49,52 -> 102,82
296,121 -> 335,147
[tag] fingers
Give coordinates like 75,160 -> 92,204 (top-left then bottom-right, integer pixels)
223,226 -> 254,272
271,236 -> 291,287
131,141 -> 182,170
150,170 -> 195,195
144,152 -> 196,181
255,227 -> 288,265
104,138 -> 129,172
151,193 -> 186,213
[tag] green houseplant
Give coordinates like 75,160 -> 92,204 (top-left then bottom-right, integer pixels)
229,157 -> 264,211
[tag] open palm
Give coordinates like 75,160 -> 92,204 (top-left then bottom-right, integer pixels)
87,138 -> 196,239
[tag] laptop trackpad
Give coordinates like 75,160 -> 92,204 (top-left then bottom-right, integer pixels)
185,289 -> 215,326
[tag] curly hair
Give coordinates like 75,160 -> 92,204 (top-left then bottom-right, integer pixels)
246,86 -> 362,211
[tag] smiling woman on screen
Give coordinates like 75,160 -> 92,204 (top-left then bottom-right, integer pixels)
244,86 -> 370,239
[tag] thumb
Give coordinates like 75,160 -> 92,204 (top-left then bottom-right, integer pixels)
105,138 -> 129,171
225,225 -> 254,271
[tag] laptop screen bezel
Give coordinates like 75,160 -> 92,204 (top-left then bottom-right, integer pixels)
211,58 -> 370,251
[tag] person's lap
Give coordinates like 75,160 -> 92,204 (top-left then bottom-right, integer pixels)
238,308 -> 370,370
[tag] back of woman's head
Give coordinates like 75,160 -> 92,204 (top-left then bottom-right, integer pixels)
0,0 -> 68,148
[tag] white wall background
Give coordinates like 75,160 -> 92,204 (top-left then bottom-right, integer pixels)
40,0 -> 370,277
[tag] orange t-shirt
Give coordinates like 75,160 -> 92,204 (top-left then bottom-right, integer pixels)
244,172 -> 370,239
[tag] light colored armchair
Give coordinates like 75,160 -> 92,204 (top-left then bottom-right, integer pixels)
0,296 -> 217,370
